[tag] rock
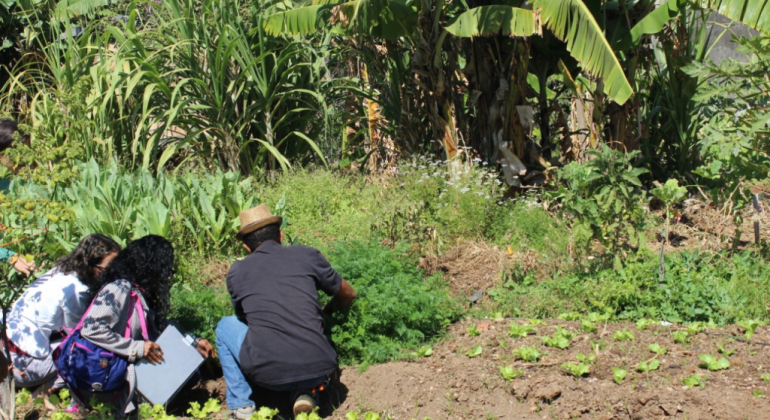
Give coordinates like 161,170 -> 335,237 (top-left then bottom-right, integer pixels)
512,383 -> 531,399
637,394 -> 651,406
534,384 -> 562,401
457,394 -> 469,402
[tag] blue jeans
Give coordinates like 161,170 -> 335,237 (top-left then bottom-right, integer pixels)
215,316 -> 328,410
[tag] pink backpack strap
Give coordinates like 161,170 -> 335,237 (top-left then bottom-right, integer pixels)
125,291 -> 149,340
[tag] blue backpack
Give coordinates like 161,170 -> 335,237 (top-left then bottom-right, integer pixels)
53,286 -> 148,395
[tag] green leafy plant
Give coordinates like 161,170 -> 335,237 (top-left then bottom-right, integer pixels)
636,359 -> 660,373
613,329 -> 635,342
717,343 -> 735,357
760,373 -> 770,382
548,145 -> 649,261
581,320 -> 597,333
672,331 -> 690,344
410,345 -> 433,358
558,312 -> 581,321
698,355 -> 730,371
15,388 -> 31,405
138,403 -> 176,420
499,365 -> 524,381
737,319 -> 766,342
541,327 -> 577,350
295,409 -> 324,420
561,361 -> 591,377
650,179 -> 687,244
467,324 -> 481,337
187,399 -> 222,419
753,389 -> 764,399
612,367 -> 627,384
575,353 -> 596,365
250,407 -> 281,420
529,319 -> 547,326
466,345 -> 483,358
681,374 -> 704,388
686,322 -> 704,335
345,412 -> 382,420
648,343 -> 667,355
513,346 -> 542,363
508,323 -> 536,338
636,318 -> 654,330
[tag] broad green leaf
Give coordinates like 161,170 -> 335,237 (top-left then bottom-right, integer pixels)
699,0 -> 770,34
532,0 -> 633,104
615,0 -> 687,49
445,6 -> 539,38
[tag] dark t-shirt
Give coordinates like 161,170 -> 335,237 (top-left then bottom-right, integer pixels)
226,241 -> 342,386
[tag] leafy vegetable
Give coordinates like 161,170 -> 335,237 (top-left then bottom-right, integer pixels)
513,346 -> 542,363
716,343 -> 735,357
466,345 -> 483,358
698,354 -> 730,371
612,367 -> 627,384
466,324 -> 481,337
613,329 -> 635,342
581,320 -> 598,333
15,389 -> 31,405
636,359 -> 660,372
686,322 -> 704,335
682,374 -> 704,388
575,353 -> 596,364
542,327 -> 577,349
672,331 -> 690,344
508,323 -> 536,338
561,362 -> 590,377
529,319 -> 547,326
737,319 -> 766,342
636,318 -> 654,330
558,312 -> 581,321
760,373 -> 770,382
252,407 -> 281,420
187,399 -> 222,419
499,365 -> 524,381
648,343 -> 667,355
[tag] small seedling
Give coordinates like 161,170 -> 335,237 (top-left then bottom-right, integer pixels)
529,319 -> 547,326
686,322 -> 704,335
513,346 -> 542,363
187,399 -> 222,419
716,343 -> 734,357
585,312 -> 611,323
672,331 -> 690,343
613,329 -> 635,342
590,340 -> 606,351
252,407 -> 281,420
753,389 -> 764,399
541,327 -> 577,350
561,362 -> 590,377
467,324 -> 481,337
295,409 -> 323,420
612,367 -> 627,384
411,345 -> 433,358
636,359 -> 660,373
648,343 -> 667,355
15,388 -> 31,405
737,319 -> 766,342
576,353 -> 596,364
581,320 -> 597,333
636,318 -> 654,331
681,374 -> 704,388
558,312 -> 581,321
760,373 -> 770,382
698,354 -> 730,371
508,323 -> 536,338
499,365 -> 524,381
466,345 -> 483,358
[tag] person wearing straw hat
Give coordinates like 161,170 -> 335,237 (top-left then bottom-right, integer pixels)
216,204 -> 356,418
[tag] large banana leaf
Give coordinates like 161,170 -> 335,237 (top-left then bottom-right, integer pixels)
614,0 -> 687,50
701,0 -> 770,34
445,6 -> 540,37
53,0 -> 111,22
263,0 -> 416,40
532,0 -> 633,105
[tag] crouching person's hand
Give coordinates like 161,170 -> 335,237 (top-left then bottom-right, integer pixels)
195,339 -> 216,359
143,341 -> 164,364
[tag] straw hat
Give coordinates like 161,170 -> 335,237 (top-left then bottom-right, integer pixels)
236,204 -> 282,240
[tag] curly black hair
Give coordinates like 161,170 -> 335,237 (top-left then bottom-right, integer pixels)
57,234 -> 121,290
96,235 -> 174,326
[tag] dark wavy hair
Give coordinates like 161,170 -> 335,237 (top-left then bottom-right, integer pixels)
96,235 -> 175,325
57,234 -> 121,290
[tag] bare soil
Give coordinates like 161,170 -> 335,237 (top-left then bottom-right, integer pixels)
90,319 -> 768,420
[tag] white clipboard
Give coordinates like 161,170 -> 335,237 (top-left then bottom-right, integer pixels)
135,325 -> 204,406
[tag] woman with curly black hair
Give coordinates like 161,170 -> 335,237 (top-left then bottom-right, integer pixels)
5,234 -> 120,391
77,235 -> 214,414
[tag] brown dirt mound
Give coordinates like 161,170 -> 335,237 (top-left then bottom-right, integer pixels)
418,242 -> 519,298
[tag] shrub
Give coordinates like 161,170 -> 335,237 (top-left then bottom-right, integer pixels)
488,193 -> 569,256
321,241 -> 462,366
169,283 -> 233,345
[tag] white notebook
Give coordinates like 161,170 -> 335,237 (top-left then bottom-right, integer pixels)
135,324 -> 204,406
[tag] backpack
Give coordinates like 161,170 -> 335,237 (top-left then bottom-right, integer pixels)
53,286 -> 148,395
